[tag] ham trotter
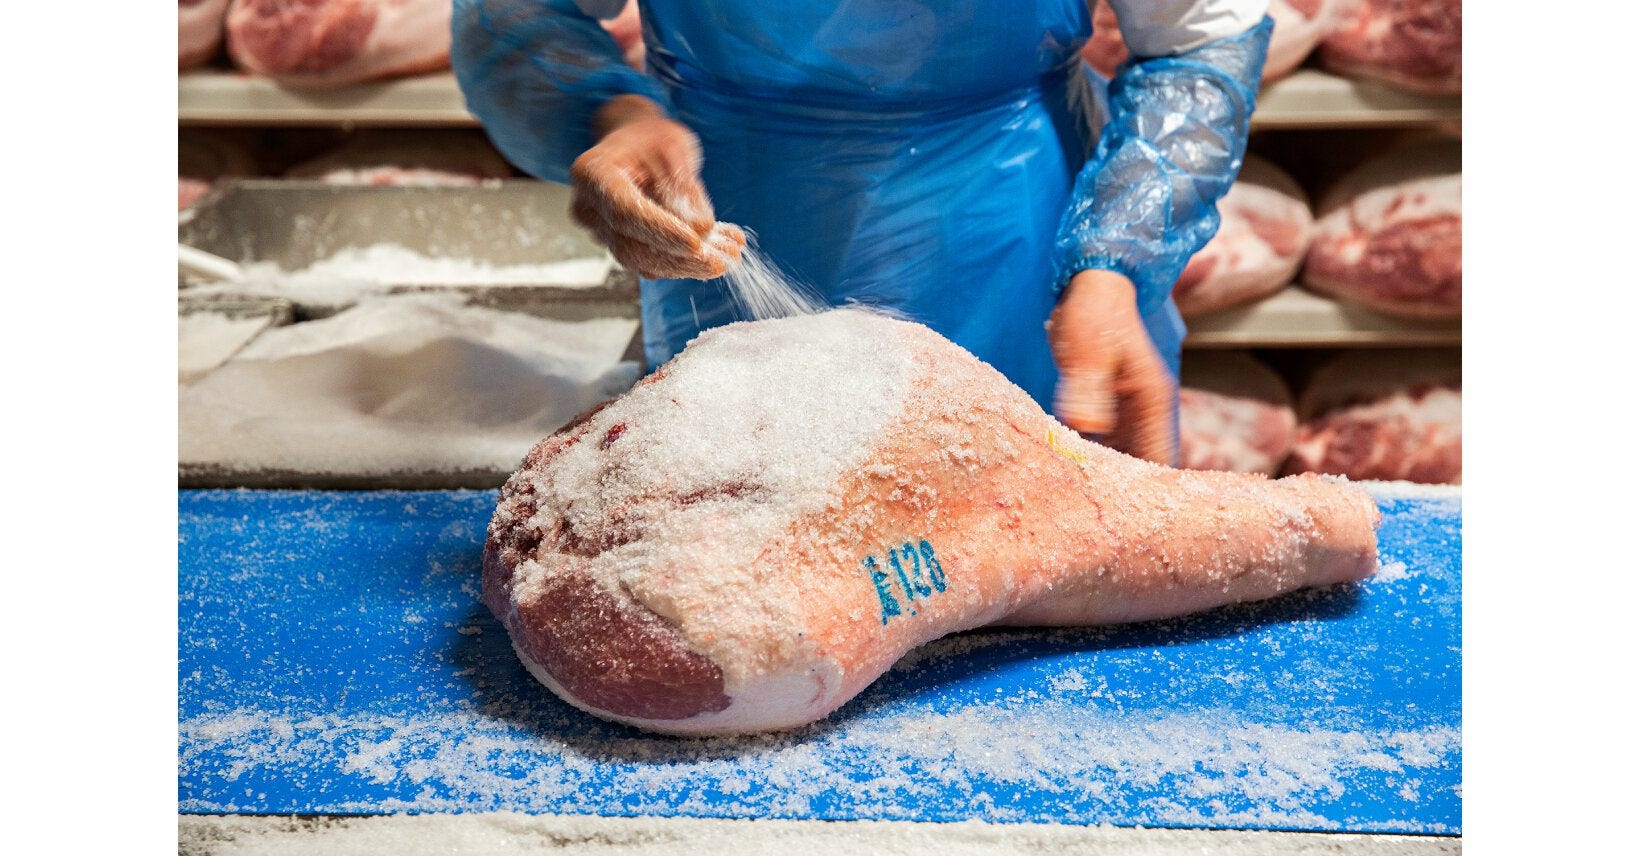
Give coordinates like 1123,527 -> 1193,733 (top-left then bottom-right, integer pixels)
484,311 -> 1380,736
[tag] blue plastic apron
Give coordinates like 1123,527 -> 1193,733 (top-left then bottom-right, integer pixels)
634,0 -> 1186,412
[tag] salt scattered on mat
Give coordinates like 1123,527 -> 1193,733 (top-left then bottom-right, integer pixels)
177,698 -> 1459,829
1373,560 -> 1412,583
202,243 -> 615,304
179,294 -> 639,477
179,312 -> 276,384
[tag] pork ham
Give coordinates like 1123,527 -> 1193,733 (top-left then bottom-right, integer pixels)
1302,138 -> 1460,319
1286,349 -> 1460,484
485,310 -> 1380,735
1178,351 -> 1298,476
1174,154 -> 1313,318
225,0 -> 452,88
1317,0 -> 1461,94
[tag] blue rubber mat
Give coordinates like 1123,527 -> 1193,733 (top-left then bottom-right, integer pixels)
178,488 -> 1460,833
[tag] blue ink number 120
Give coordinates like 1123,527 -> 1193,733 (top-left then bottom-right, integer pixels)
863,540 -> 948,625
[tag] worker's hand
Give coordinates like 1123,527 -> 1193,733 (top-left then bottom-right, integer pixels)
570,94 -> 746,279
1048,269 -> 1178,465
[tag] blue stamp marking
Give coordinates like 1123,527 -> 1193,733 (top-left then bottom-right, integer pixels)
901,543 -> 933,598
865,539 -> 949,624
920,540 -> 947,592
863,555 -> 901,625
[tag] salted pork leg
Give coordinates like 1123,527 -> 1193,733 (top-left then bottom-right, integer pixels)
483,311 -> 1380,736
225,0 -> 452,88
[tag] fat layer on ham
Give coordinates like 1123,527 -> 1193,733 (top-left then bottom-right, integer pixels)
1302,137 -> 1460,319
226,0 -> 452,88
1174,154 -> 1313,318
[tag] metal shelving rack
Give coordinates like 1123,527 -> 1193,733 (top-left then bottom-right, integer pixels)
179,68 -> 1461,348
178,68 -> 1461,130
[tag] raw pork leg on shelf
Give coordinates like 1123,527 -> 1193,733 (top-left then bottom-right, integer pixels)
1285,350 -> 1460,484
1318,0 -> 1461,94
225,0 -> 452,88
284,131 -> 515,185
484,310 -> 1380,736
1302,138 -> 1460,319
1079,0 -> 1343,83
1173,154 -> 1313,318
1178,351 -> 1298,477
180,0 -> 232,69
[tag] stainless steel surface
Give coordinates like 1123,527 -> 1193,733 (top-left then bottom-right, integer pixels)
179,71 -> 476,127
177,180 -> 639,316
177,181 -> 644,490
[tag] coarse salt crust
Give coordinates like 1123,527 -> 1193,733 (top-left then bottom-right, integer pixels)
505,310 -> 915,696
491,308 -> 1385,735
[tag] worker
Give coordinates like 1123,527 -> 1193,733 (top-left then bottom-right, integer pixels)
452,1 -> 1272,465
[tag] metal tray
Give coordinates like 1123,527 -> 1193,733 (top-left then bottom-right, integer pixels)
178,180 -> 639,318
178,181 -> 647,489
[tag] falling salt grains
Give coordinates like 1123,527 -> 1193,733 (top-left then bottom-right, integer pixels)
715,228 -> 826,321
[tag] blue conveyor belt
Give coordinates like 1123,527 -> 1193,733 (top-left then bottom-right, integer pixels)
178,489 -> 1460,833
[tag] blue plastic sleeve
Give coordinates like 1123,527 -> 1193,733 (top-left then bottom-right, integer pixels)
451,0 -> 671,184
1052,16 -> 1272,316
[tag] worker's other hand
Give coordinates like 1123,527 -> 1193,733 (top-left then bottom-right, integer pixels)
1048,269 -> 1178,465
571,94 -> 746,279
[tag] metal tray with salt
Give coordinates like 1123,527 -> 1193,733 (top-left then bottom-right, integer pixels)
177,182 -> 648,490
178,181 -> 637,320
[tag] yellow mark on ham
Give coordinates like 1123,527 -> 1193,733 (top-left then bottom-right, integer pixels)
1047,429 -> 1088,463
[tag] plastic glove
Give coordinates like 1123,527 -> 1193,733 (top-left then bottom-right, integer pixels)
570,95 -> 747,280
1048,269 -> 1178,465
